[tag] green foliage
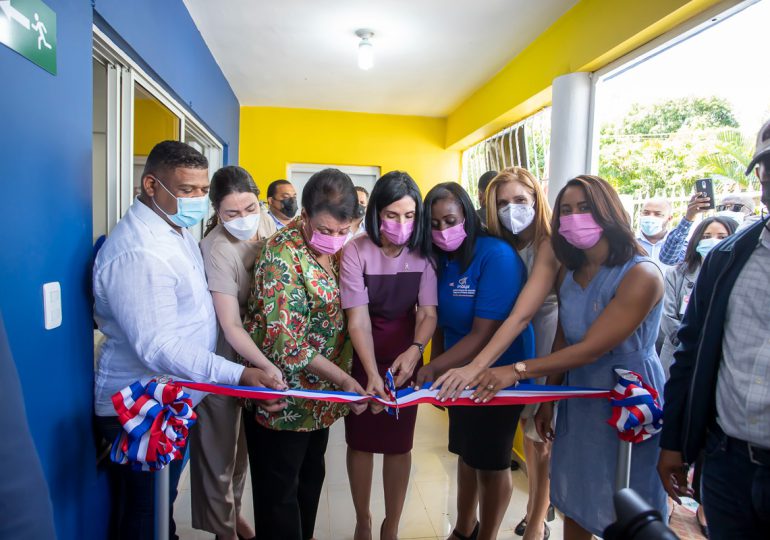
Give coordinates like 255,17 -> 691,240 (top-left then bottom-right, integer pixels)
697,129 -> 754,188
599,97 -> 744,196
620,97 -> 738,135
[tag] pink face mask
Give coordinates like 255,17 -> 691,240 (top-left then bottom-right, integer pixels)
432,221 -> 467,252
380,219 -> 414,246
559,213 -> 603,249
308,229 -> 347,255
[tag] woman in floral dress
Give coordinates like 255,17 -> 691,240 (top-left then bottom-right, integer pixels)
243,168 -> 367,540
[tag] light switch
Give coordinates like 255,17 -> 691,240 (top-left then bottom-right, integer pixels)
43,282 -> 62,330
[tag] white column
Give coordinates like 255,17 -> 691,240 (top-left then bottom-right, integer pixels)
548,72 -> 592,207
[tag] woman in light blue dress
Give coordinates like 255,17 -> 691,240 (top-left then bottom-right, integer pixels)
468,175 -> 668,539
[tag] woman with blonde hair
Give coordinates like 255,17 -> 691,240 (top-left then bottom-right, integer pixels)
433,167 -> 559,540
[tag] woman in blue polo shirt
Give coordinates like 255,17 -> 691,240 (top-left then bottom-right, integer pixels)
414,182 -> 534,540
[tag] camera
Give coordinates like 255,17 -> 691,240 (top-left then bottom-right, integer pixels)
603,488 -> 679,540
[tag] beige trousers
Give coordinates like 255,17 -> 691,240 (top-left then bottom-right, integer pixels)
190,393 -> 249,535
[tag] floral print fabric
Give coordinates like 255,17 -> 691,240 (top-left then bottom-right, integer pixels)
244,218 -> 352,431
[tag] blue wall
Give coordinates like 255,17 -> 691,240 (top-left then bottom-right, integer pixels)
94,0 -> 241,161
0,0 -> 100,537
0,1 -> 239,538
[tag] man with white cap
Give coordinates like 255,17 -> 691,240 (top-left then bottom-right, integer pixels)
718,193 -> 761,231
658,118 -> 770,539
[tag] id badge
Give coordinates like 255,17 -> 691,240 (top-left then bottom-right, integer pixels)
679,293 -> 691,316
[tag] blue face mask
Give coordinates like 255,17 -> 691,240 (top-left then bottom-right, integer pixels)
152,176 -> 209,228
696,237 -> 721,259
640,216 -> 665,237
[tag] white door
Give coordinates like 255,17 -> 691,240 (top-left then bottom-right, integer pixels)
287,164 -> 380,207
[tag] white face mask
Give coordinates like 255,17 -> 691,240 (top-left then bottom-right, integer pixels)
498,203 -> 535,234
716,210 -> 745,225
222,212 -> 260,241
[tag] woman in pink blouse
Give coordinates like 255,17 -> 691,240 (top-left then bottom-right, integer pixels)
340,171 -> 438,540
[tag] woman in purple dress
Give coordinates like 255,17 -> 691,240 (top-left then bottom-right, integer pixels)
340,171 -> 438,540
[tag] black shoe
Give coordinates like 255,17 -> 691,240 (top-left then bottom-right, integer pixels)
451,521 -> 479,540
515,519 -> 549,539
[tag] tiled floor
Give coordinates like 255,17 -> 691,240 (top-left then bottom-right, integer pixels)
175,405 -> 564,539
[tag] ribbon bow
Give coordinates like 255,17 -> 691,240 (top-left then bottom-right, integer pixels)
607,369 -> 663,443
110,378 -> 197,471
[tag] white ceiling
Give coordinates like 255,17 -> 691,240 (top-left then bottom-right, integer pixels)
184,0 -> 578,117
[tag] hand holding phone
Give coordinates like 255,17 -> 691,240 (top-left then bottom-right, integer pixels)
695,178 -> 715,210
685,192 -> 711,221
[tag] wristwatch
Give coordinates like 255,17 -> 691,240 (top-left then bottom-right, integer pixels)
411,342 -> 425,356
513,362 -> 527,378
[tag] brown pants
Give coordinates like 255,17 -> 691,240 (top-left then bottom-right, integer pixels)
190,393 -> 249,535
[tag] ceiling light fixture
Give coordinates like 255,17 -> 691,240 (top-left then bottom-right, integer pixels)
356,29 -> 374,71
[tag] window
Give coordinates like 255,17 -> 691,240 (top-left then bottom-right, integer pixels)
590,0 -> 767,224
461,108 -> 551,204
91,27 -> 223,243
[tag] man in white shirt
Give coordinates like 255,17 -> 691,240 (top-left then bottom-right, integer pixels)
93,141 -> 278,540
636,198 -> 674,269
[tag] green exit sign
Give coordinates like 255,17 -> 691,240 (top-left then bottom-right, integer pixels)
0,0 -> 56,75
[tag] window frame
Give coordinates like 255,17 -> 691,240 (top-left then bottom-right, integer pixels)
587,0 -> 756,174
92,26 -> 224,238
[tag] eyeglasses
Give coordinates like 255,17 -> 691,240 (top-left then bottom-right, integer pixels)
716,203 -> 747,213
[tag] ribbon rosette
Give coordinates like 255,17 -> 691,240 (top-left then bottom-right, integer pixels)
607,369 -> 663,443
110,378 -> 197,471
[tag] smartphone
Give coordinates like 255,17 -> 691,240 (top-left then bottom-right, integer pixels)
695,178 -> 715,209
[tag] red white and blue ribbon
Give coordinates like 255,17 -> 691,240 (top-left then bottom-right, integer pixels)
111,371 -> 664,469
607,369 -> 663,443
176,380 -> 611,408
111,378 -> 197,471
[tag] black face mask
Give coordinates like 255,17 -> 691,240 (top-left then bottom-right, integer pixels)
280,197 -> 298,218
355,205 -> 366,219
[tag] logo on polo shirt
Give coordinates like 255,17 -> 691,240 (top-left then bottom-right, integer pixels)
449,276 -> 475,298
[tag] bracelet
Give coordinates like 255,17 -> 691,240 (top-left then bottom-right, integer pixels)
411,342 -> 425,356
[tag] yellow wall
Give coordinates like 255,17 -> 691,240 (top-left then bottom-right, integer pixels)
239,107 -> 461,195
134,98 -> 180,156
446,0 -> 727,149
